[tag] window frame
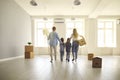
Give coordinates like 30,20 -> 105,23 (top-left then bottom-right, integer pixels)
97,19 -> 116,47
65,18 -> 85,40
34,18 -> 53,47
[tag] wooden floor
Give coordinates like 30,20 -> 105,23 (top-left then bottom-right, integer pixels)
0,55 -> 120,80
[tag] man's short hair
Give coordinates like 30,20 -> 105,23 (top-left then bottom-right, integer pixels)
52,26 -> 56,31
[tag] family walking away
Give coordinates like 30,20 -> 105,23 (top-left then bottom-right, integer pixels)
48,26 -> 84,63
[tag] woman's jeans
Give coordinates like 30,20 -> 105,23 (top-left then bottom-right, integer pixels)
72,41 -> 79,60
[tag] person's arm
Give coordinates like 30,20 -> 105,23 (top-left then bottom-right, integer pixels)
56,32 -> 61,43
79,35 -> 84,39
48,33 -> 50,40
70,34 -> 73,41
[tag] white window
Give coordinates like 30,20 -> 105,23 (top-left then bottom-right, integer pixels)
34,19 -> 53,47
97,19 -> 116,47
65,18 -> 85,39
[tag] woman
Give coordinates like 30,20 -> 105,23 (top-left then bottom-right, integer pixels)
70,28 -> 83,62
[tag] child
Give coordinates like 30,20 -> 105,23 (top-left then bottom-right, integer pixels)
65,38 -> 71,62
59,38 -> 65,62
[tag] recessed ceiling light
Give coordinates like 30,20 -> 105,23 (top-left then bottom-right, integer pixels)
30,0 -> 38,6
74,0 -> 81,6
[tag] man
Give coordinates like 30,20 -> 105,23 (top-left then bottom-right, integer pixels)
48,26 -> 60,63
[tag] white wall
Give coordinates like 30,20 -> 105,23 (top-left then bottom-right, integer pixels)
55,22 -> 66,39
0,0 -> 31,59
33,16 -> 120,56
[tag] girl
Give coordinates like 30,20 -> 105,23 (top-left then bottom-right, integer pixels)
65,38 -> 71,62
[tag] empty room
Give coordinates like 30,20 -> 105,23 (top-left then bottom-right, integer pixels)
0,0 -> 120,80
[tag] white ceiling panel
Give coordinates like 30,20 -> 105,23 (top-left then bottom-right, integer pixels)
14,0 -> 120,17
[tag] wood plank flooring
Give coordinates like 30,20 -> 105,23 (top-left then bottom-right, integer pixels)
0,55 -> 120,80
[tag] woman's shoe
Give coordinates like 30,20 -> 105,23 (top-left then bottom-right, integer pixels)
72,59 -> 74,61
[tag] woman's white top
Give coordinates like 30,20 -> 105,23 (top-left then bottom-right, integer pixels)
71,34 -> 83,41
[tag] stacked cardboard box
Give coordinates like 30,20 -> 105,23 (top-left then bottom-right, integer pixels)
25,46 -> 34,59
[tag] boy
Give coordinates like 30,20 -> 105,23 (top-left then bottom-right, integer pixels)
59,38 -> 65,62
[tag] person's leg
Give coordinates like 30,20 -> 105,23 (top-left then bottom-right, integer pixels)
62,51 -> 64,62
68,52 -> 70,62
53,46 -> 57,61
60,51 -> 62,62
66,52 -> 68,60
75,41 -> 79,61
61,52 -> 63,62
72,41 -> 75,61
50,46 -> 53,62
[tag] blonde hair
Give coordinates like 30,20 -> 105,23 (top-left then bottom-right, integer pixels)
73,28 -> 78,38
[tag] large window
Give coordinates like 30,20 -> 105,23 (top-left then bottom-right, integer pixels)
97,19 -> 116,47
65,18 -> 85,39
34,19 -> 53,47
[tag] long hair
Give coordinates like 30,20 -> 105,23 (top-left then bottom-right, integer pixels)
73,28 -> 78,38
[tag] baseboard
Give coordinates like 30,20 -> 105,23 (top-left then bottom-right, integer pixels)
0,55 -> 24,62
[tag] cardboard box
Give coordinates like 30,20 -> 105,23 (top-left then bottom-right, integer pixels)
88,53 -> 94,60
25,52 -> 34,59
92,57 -> 102,68
78,38 -> 86,46
25,45 -> 33,52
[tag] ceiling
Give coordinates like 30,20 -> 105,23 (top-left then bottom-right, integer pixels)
14,0 -> 120,18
